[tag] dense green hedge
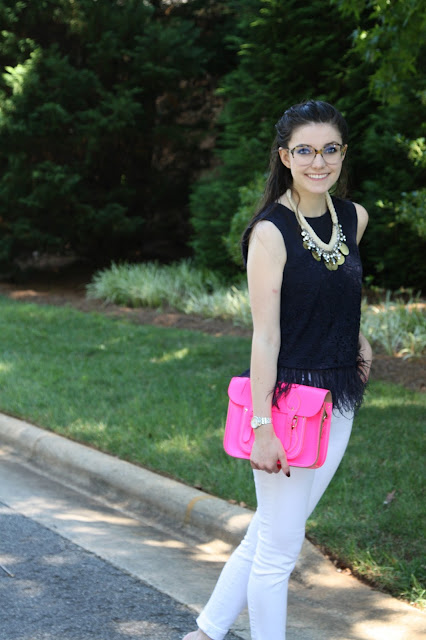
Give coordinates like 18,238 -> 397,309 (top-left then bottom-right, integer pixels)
0,0 -> 235,270
0,0 -> 424,290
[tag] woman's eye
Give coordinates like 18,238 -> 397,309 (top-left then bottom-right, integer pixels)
324,145 -> 338,154
295,146 -> 313,155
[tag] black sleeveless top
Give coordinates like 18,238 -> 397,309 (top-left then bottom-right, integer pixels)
242,196 -> 366,413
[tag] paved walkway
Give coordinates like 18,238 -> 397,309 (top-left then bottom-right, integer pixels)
0,413 -> 424,640
1,500 -> 214,640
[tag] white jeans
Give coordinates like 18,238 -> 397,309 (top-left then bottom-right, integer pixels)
196,410 -> 354,640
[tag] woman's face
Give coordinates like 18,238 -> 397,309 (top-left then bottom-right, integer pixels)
279,122 -> 346,197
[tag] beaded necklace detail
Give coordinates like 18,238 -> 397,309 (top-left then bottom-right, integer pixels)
285,189 -> 349,271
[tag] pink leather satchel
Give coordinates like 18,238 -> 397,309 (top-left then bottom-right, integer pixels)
223,377 -> 333,468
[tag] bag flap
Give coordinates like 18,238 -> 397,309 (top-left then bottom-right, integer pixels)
228,376 -> 252,406
279,385 -> 330,417
228,377 -> 331,417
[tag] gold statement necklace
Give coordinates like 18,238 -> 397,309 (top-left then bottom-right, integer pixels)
285,189 -> 349,271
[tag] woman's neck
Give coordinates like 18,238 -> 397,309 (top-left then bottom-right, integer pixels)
288,189 -> 328,218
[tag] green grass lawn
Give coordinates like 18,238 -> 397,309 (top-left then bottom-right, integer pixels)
0,295 -> 424,607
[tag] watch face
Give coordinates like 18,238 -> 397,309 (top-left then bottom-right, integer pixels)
251,417 -> 260,429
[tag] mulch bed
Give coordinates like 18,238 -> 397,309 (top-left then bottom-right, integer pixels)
0,278 -> 424,393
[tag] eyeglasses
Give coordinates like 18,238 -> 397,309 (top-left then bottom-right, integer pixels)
288,143 -> 347,166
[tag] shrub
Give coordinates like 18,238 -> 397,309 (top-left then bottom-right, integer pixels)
0,0 -> 219,271
224,172 -> 265,267
361,293 -> 426,358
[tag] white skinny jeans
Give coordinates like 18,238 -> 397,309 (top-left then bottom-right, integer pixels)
196,410 -> 354,640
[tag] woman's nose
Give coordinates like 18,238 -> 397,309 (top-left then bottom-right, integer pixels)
311,151 -> 326,167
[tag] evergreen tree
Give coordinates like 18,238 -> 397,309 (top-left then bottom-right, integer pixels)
0,0 -> 217,270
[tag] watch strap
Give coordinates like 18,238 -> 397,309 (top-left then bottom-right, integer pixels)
251,416 -> 273,429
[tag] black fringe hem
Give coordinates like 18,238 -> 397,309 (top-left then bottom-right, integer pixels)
241,356 -> 369,415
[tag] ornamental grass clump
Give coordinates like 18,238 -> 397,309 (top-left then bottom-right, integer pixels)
360,293 -> 425,358
185,285 -> 251,326
87,260 -> 223,311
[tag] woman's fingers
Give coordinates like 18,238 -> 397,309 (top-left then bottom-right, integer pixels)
250,434 -> 291,475
250,455 -> 289,475
278,452 -> 291,477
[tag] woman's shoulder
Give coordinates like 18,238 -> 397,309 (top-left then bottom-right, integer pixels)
242,202 -> 287,265
352,201 -> 369,224
333,196 -> 369,243
249,212 -> 286,257
353,201 -> 369,243
244,202 -> 292,246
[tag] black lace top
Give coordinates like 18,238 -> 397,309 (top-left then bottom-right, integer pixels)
241,196 -> 366,413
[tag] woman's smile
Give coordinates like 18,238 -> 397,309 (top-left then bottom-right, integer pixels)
305,172 -> 330,181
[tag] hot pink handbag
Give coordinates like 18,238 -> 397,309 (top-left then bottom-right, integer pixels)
223,377 -> 332,468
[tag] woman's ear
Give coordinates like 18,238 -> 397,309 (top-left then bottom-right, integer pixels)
278,146 -> 291,169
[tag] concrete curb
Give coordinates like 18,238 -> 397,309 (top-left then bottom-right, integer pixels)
0,413 -> 252,546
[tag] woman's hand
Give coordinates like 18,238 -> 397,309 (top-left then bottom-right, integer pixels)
358,331 -> 373,383
250,425 -> 290,476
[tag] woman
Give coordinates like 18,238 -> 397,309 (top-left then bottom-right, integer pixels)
184,100 -> 373,640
